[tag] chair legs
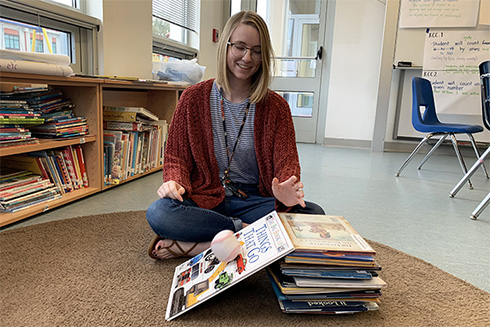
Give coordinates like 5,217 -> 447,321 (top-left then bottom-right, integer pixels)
449,145 -> 490,220
417,134 -> 448,170
449,133 -> 472,189
467,133 -> 489,179
450,146 -> 490,197
395,133 -> 434,177
395,133 -> 472,189
471,192 -> 490,220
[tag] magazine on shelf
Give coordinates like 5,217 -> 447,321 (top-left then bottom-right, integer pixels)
165,211 -> 295,321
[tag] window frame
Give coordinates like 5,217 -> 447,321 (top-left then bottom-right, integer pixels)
0,0 -> 99,74
152,0 -> 200,60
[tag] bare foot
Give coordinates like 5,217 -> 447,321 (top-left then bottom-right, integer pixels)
152,239 -> 211,260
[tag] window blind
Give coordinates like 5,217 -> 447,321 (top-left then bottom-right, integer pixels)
152,0 -> 199,33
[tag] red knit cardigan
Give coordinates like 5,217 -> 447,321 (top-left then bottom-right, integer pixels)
162,79 -> 301,211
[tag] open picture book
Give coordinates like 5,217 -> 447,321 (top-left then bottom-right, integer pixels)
165,212 -> 376,321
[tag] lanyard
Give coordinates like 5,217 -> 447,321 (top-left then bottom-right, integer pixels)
219,88 -> 250,182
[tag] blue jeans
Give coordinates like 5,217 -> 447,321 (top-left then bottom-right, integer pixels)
146,184 -> 324,242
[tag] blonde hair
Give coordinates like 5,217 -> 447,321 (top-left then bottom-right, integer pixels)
216,11 -> 275,104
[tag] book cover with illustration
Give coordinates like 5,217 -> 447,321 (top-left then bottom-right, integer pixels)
277,213 -> 375,255
165,211 -> 295,321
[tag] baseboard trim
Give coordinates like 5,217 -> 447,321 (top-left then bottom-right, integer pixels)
323,138 -> 372,149
383,140 -> 488,155
321,138 -> 488,156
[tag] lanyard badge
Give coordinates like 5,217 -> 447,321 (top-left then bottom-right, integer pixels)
219,88 -> 250,200
221,176 -> 248,199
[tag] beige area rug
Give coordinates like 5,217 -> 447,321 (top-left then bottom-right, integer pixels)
1,211 -> 489,327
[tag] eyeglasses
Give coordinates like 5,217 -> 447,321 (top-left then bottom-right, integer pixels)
227,42 -> 262,61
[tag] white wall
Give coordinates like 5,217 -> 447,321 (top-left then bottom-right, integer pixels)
323,0 -> 385,143
197,0 -> 226,80
86,0 -> 153,79
102,0 -> 153,79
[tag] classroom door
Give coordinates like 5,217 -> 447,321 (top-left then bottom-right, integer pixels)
258,0 -> 327,143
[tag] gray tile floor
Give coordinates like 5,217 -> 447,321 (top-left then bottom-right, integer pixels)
3,143 -> 490,293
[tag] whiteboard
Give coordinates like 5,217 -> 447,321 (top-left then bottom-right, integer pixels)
394,26 -> 490,67
422,29 -> 490,115
394,28 -> 426,67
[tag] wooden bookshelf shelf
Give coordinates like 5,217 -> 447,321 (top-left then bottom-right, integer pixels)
0,187 -> 99,227
0,134 -> 97,157
102,166 -> 162,191
0,72 -> 183,227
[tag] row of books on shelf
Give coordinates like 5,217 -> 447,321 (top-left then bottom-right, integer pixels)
165,212 -> 386,321
0,145 -> 88,213
102,106 -> 167,185
0,86 -> 89,148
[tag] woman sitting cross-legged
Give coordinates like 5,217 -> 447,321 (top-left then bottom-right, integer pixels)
146,11 -> 324,260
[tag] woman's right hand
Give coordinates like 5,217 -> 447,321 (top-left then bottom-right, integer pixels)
157,181 -> 186,201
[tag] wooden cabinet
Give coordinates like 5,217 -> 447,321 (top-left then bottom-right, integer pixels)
0,72 -> 184,226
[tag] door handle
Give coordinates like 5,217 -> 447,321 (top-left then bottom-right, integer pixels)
315,46 -> 323,60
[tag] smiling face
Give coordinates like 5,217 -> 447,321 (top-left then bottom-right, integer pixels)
226,23 -> 262,88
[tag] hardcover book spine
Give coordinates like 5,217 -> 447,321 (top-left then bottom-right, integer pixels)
71,146 -> 84,188
32,153 -> 59,192
54,152 -> 73,192
102,111 -> 137,122
74,145 -> 89,188
61,146 -> 80,190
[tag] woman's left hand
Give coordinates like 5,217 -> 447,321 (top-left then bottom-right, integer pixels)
272,176 -> 306,208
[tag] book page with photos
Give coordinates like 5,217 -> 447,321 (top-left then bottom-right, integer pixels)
165,211 -> 295,321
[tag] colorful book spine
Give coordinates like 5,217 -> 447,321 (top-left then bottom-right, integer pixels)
54,152 -> 73,192
74,145 -> 89,188
71,146 -> 84,188
46,151 -> 66,194
61,146 -> 80,190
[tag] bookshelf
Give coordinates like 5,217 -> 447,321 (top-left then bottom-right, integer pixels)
0,72 -> 185,227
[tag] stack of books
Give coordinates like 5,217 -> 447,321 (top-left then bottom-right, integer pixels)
0,168 -> 61,213
267,213 -> 386,315
0,97 -> 44,148
103,106 -> 159,127
163,211 -> 386,321
102,106 -> 167,185
1,87 -> 88,139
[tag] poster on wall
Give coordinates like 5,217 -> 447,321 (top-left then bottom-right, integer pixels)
399,0 -> 480,28
422,29 -> 490,115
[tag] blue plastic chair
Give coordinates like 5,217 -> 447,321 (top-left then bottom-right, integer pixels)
395,77 -> 488,186
450,61 -> 490,219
